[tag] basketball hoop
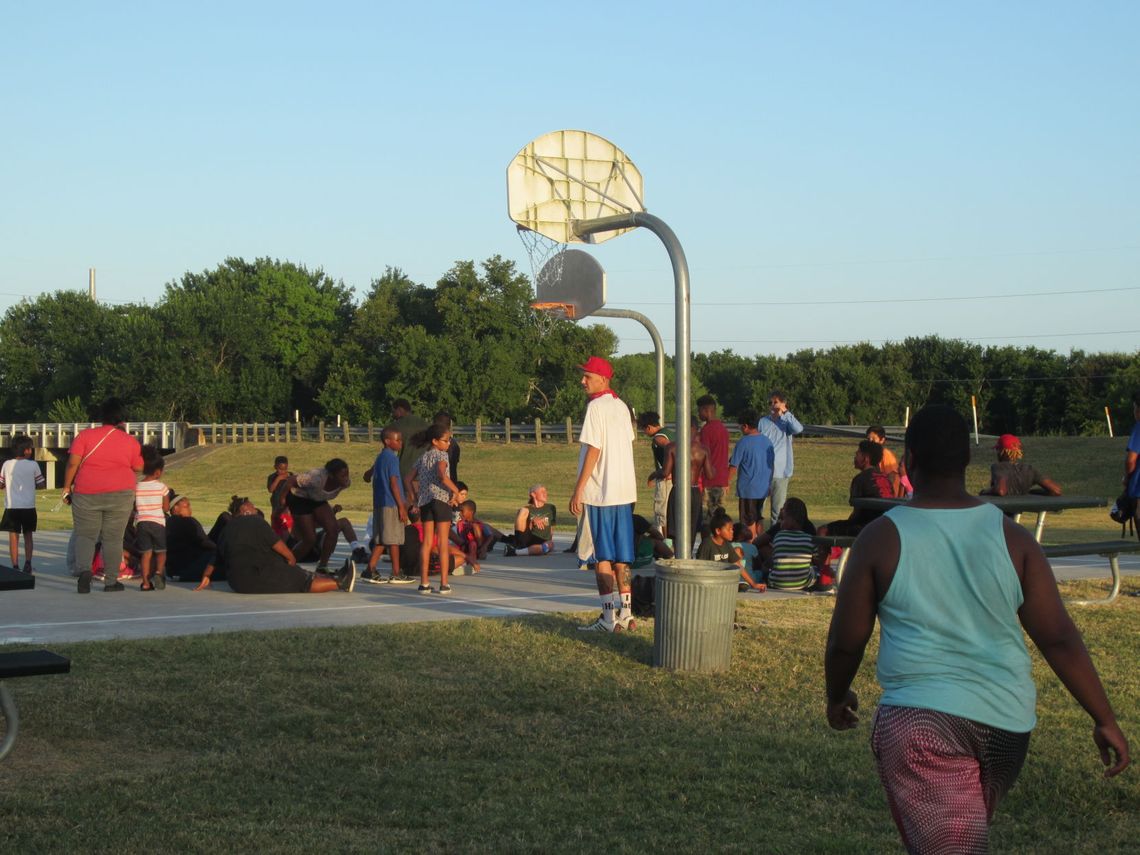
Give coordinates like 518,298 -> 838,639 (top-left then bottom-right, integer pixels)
517,225 -> 568,302
530,300 -> 577,321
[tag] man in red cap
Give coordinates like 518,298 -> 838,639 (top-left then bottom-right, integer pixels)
570,356 -> 638,632
981,434 -> 1062,497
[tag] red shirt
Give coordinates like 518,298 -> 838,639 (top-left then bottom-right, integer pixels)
70,426 -> 143,494
700,419 -> 730,488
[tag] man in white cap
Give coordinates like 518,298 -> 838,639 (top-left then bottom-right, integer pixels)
570,356 -> 638,632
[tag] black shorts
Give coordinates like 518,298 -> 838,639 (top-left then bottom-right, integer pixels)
738,498 -> 763,528
286,492 -> 326,517
136,520 -> 167,553
0,508 -> 37,534
419,499 -> 452,523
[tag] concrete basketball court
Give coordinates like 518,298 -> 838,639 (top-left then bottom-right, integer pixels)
1,529 -> 1136,646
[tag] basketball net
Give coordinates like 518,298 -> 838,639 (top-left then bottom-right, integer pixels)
517,225 -> 567,300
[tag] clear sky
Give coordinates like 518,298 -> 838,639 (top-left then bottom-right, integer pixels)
4,2 -> 1138,359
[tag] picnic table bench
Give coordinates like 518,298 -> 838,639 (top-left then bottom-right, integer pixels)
1,567 -> 71,762
0,565 -> 35,591
850,495 -> 1107,543
1042,540 -> 1140,606
1,650 -> 71,761
812,534 -> 856,582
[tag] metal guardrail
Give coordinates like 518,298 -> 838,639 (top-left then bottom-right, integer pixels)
0,422 -> 183,451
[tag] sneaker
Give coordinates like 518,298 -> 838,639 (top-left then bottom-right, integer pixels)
93,571 -> 106,583
154,573 -> 166,591
504,545 -> 517,557
417,584 -> 433,595
388,574 -> 416,585
118,569 -> 139,581
578,615 -> 616,632
614,614 -> 637,632
336,559 -> 357,593
452,564 -> 468,576
360,568 -> 386,585
315,564 -> 332,575
104,582 -> 125,592
437,584 -> 453,595
77,570 -> 92,594
22,560 -> 33,575
351,546 -> 370,564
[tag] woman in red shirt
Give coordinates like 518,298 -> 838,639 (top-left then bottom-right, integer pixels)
61,398 -> 144,593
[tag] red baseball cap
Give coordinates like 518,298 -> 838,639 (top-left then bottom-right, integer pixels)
578,356 -> 614,378
993,434 -> 1021,451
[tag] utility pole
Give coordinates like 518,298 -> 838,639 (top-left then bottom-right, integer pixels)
88,268 -> 96,301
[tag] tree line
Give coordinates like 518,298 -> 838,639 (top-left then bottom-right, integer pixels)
0,256 -> 1136,435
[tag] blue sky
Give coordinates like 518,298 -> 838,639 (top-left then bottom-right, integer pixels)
4,2 -> 1138,359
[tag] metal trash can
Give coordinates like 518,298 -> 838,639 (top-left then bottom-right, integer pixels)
652,559 -> 739,672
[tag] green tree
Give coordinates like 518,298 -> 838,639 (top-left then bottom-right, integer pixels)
0,291 -> 119,419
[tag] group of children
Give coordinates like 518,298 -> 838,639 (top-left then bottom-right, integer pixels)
693,497 -> 832,594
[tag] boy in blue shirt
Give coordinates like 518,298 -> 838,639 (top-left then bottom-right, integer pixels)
726,408 -> 775,539
362,428 -> 413,584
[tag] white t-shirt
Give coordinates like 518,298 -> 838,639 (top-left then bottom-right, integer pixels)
0,458 -> 46,509
577,393 -> 637,506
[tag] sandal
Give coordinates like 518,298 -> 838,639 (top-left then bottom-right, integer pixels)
140,581 -> 155,591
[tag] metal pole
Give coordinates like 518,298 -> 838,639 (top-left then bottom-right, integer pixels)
593,308 -> 665,420
574,212 -> 692,558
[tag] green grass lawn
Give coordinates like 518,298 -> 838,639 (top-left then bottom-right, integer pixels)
7,434 -> 1137,851
2,589 -> 1137,852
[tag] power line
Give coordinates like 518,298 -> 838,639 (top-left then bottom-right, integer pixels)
610,285 -> 1140,308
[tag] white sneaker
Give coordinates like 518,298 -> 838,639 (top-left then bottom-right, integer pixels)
614,614 -> 637,632
578,614 -> 616,632
452,564 -> 468,576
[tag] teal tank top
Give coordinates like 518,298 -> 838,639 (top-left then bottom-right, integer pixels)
877,503 -> 1036,733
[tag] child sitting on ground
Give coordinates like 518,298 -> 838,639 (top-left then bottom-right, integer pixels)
755,497 -> 818,592
695,510 -> 741,565
732,522 -> 765,592
632,514 -> 673,568
505,484 -> 557,557
135,446 -> 170,591
453,500 -> 492,574
266,455 -> 293,538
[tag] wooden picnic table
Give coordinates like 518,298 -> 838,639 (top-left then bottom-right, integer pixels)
850,494 -> 1107,542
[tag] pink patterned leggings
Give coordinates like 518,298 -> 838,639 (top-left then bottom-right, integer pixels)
871,705 -> 1030,854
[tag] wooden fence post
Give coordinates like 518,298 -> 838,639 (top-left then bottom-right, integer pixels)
367,421 -> 374,443
475,418 -> 482,445
534,418 -> 542,446
504,417 -> 511,445
318,421 -> 325,443
344,421 -> 351,444
566,417 -> 573,444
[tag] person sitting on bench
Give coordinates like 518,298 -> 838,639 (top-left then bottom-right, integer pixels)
981,434 -> 1062,497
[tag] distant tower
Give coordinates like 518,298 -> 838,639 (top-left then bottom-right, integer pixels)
88,268 -> 96,301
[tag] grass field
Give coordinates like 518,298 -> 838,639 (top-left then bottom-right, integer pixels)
1,589 -> 1137,852
4,434 -> 1137,852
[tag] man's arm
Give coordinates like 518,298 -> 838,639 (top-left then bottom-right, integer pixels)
1037,476 -> 1063,496
782,412 -> 804,435
1008,521 -> 1129,777
570,444 -> 601,516
272,538 -> 297,565
824,516 -> 895,730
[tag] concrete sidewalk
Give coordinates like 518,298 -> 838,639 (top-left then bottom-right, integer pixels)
2,530 -> 1136,646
